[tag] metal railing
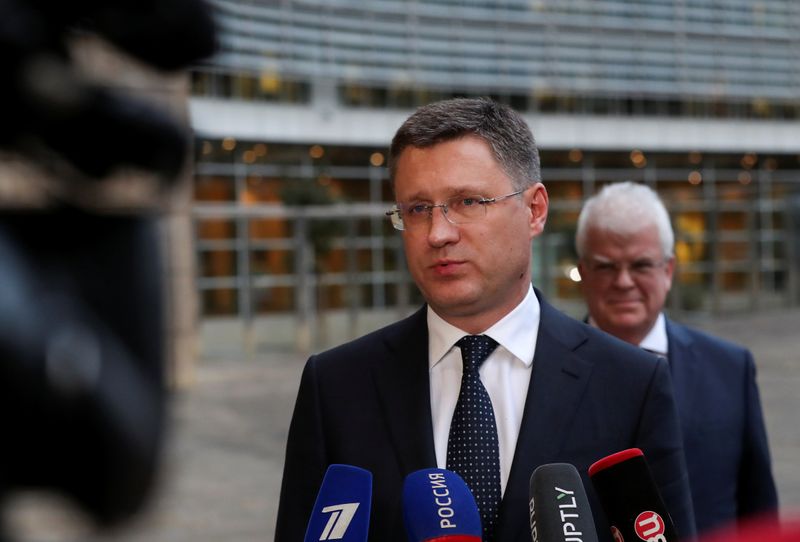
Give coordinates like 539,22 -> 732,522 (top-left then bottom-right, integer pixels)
193,193 -> 800,353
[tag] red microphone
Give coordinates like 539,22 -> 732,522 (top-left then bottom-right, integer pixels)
589,448 -> 678,542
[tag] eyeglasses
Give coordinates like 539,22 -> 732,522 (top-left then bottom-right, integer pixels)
583,257 -> 668,279
385,190 -> 524,231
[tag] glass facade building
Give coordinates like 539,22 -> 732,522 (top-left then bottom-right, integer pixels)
189,0 -> 800,346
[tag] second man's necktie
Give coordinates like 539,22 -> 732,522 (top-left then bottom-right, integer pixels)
446,334 -> 501,542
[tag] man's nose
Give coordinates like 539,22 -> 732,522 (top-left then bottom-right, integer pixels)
427,205 -> 459,247
612,265 -> 636,288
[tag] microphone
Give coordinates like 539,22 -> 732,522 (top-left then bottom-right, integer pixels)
402,468 -> 482,542
588,448 -> 678,542
303,464 -> 372,542
29,83 -> 189,179
85,0 -> 218,72
19,0 -> 217,72
1,0 -> 217,180
0,212 -> 166,524
528,463 -> 599,542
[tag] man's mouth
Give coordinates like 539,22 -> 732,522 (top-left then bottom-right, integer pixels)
431,259 -> 465,274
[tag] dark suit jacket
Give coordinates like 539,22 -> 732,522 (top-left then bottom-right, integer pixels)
276,292 -> 696,542
666,318 -> 778,534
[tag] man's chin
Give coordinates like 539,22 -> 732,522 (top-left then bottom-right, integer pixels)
609,309 -> 643,323
606,299 -> 644,311
602,307 -> 646,329
430,297 -> 482,316
426,288 -> 487,318
603,312 -> 651,339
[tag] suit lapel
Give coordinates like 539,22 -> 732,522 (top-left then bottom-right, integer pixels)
370,306 -> 438,474
371,298 -> 598,540
495,293 -> 595,541
665,318 -> 697,418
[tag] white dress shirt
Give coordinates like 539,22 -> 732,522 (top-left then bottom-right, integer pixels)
639,312 -> 669,357
587,312 -> 669,357
428,285 -> 540,495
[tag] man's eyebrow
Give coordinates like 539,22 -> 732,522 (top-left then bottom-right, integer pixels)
398,191 -> 429,202
399,185 -> 486,202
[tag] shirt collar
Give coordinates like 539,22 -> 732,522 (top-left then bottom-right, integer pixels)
638,312 -> 668,356
428,285 -> 540,369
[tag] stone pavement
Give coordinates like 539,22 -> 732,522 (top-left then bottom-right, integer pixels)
8,307 -> 800,542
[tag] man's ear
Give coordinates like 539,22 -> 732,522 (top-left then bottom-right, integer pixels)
526,183 -> 549,238
664,255 -> 676,290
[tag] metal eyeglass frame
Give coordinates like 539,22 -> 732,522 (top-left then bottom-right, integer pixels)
385,189 -> 524,231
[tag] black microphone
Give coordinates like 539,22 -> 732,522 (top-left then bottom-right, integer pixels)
0,211 -> 166,525
28,81 -> 189,179
303,464 -> 372,542
528,463 -> 599,542
402,468 -> 482,542
1,0 -> 217,179
84,0 -> 218,72
588,448 -> 678,542
19,0 -> 217,72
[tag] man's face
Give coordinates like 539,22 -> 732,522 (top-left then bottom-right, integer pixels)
393,135 -> 548,333
578,224 -> 674,345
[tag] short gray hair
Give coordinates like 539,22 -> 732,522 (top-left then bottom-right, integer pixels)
575,181 -> 674,259
388,97 -> 541,192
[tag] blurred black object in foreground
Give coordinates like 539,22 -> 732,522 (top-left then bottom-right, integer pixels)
0,211 -> 166,527
0,0 -> 217,179
0,0 -> 216,538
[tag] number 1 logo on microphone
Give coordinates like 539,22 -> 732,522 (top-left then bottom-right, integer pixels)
319,503 -> 360,540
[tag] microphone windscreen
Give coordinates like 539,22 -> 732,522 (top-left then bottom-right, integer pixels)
589,448 -> 678,542
529,463 -> 598,542
39,87 -> 188,179
303,464 -> 372,542
402,468 -> 482,542
90,0 -> 218,71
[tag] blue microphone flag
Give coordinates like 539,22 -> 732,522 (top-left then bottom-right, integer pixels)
303,464 -> 372,542
402,468 -> 482,542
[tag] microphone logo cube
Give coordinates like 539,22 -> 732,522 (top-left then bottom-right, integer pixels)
634,511 -> 666,542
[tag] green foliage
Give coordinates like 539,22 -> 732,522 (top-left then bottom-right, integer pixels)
281,179 -> 344,260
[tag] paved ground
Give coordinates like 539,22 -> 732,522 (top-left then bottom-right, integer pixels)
7,307 -> 800,541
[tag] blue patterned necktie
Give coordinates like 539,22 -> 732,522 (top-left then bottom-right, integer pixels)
446,335 -> 501,542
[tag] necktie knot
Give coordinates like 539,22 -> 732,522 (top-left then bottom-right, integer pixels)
456,335 -> 498,372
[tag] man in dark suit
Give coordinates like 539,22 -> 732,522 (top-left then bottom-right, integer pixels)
576,181 -> 779,535
276,99 -> 696,542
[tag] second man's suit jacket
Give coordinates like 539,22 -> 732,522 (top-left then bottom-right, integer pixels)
276,291 -> 696,542
666,318 -> 778,534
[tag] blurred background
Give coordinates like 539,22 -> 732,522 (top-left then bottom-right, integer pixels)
189,0 -> 800,358
2,0 -> 799,541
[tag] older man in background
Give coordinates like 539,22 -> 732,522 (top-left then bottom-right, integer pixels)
576,181 -> 779,535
